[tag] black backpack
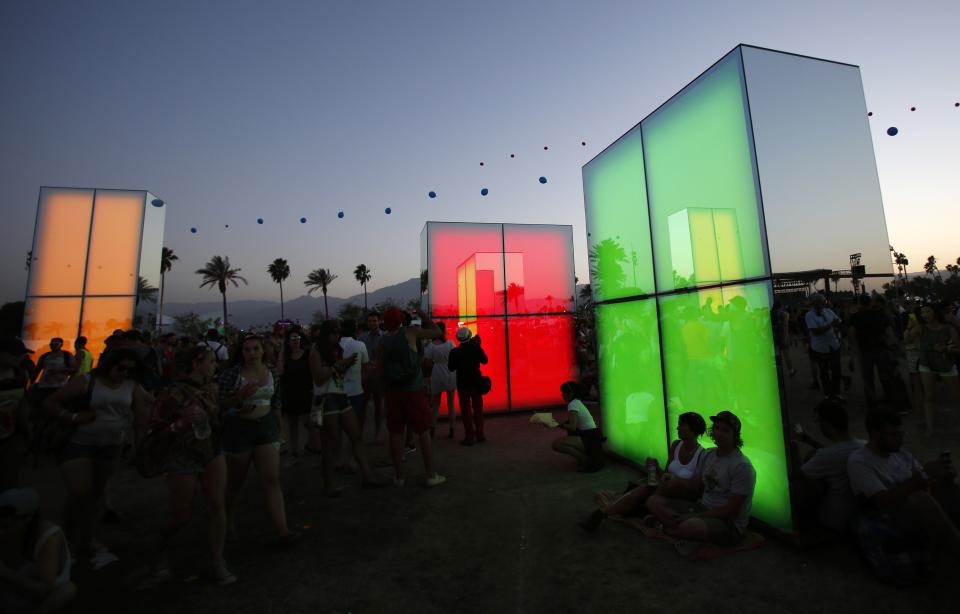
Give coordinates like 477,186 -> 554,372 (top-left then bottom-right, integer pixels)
382,329 -> 419,387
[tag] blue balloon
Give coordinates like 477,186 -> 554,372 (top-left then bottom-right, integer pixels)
539,176 -> 547,184
224,224 -> 229,228
300,217 -> 307,223
190,227 -> 197,234
428,191 -> 437,199
887,127 -> 898,136
384,207 -> 392,215
480,188 -> 489,196
257,218 -> 263,224
337,211 -> 344,219
151,198 -> 164,208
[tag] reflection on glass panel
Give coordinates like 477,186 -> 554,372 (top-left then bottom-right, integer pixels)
438,316 -> 509,412
658,281 -> 791,532
428,223 -> 505,317
506,315 -> 575,408
21,297 -> 82,354
420,224 -> 429,313
582,125 -> 656,301
643,49 -> 768,293
80,297 -> 136,360
596,300 -> 667,463
741,47 -> 891,284
85,190 -> 145,296
27,188 -> 94,297
502,225 -> 575,315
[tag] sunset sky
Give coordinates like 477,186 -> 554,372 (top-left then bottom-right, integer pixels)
1,0 -> 957,305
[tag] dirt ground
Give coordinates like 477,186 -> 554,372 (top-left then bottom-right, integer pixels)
17,355 -> 959,614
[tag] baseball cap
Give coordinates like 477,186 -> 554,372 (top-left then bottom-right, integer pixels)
0,488 -> 40,515
0,338 -> 32,356
383,307 -> 404,332
455,327 -> 472,342
709,410 -> 742,433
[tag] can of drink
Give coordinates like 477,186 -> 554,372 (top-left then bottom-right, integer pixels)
646,459 -> 658,486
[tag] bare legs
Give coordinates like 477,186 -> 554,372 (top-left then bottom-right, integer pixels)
59,456 -> 116,554
155,456 -> 227,571
225,446 -> 291,538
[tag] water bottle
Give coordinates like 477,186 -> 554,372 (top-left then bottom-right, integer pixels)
646,459 -> 658,486
192,414 -> 212,440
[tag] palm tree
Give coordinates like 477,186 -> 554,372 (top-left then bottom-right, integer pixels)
305,268 -> 338,320
158,247 -> 178,332
267,258 -> 291,320
924,255 -> 941,280
353,264 -> 372,310
196,255 -> 248,326
137,276 -> 158,306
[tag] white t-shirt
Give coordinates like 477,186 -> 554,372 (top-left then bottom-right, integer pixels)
338,337 -> 369,397
805,308 -> 841,354
847,446 -> 923,499
801,439 -> 863,531
698,448 -> 756,533
198,340 -> 229,362
568,399 -> 596,431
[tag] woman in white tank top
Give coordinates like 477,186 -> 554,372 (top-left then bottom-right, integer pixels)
579,412 -> 707,532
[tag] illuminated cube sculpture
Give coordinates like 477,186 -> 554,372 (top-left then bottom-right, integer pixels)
583,45 -> 891,532
421,222 -> 576,412
22,187 -> 165,359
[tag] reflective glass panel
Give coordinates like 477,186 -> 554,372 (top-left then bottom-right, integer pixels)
596,299 -> 667,463
21,297 -> 82,354
643,49 -> 768,292
741,46 -> 891,283
582,124 -> 656,301
437,316 -> 509,412
427,223 -> 505,318
27,188 -> 94,297
84,190 -> 145,296
506,315 -> 575,408
80,296 -> 136,359
420,224 -> 429,313
502,225 -> 575,315
658,281 -> 791,532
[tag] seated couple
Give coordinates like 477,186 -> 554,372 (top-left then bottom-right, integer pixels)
580,410 -> 756,552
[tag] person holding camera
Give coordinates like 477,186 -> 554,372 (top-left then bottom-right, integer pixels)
447,327 -> 488,446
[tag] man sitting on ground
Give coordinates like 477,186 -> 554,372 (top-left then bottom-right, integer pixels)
847,410 -> 960,576
791,399 -> 863,533
646,411 -> 756,554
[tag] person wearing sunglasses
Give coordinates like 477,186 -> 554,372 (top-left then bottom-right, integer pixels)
44,348 -> 150,566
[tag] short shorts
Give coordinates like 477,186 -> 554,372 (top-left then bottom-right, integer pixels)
918,364 -> 958,377
317,393 -> 352,417
385,388 -> 432,435
57,442 -> 121,466
220,413 -> 280,455
657,497 -> 744,547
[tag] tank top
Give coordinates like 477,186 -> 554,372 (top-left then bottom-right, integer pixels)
666,441 -> 703,479
281,351 -> 312,398
38,352 -> 70,388
241,371 -> 275,407
70,376 -> 136,446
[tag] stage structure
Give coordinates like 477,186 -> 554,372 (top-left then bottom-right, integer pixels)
583,45 -> 891,533
22,187 -> 166,359
421,222 -> 577,412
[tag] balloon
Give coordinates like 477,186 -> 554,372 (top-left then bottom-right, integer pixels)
480,162 -> 484,166
480,188 -> 489,196
300,217 -> 307,223
539,176 -> 547,184
910,107 -> 916,112
384,207 -> 392,214
543,146 -> 549,150
337,211 -> 344,219
867,112 -> 873,117
190,227 -> 197,234
887,127 -> 898,136
510,154 -> 515,158
955,102 -> 959,107
257,218 -> 263,224
151,198 -> 164,208
428,191 -> 437,199
581,141 -> 586,146
224,224 -> 229,228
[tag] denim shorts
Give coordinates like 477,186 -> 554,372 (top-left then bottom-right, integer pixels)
220,413 -> 280,455
57,441 -> 121,465
318,393 -> 351,417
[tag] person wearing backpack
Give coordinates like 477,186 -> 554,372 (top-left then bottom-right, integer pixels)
447,327 -> 488,446
381,308 -> 445,488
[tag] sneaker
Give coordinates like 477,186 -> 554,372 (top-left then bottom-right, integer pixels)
212,561 -> 237,586
135,567 -> 171,590
404,444 -> 417,455
277,530 -> 301,547
90,549 -> 120,571
425,474 -> 446,488
393,477 -> 405,487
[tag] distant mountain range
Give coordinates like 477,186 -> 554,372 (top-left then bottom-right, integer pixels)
162,277 -> 421,328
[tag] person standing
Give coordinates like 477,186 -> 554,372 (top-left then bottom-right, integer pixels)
199,329 -> 229,365
338,319 -> 369,438
278,327 -> 312,459
447,327 -> 488,446
358,312 -> 385,441
805,294 -> 843,397
73,337 -> 92,376
381,308 -> 445,487
0,339 -> 32,490
907,304 -> 960,437
423,322 -> 457,439
32,338 -> 75,409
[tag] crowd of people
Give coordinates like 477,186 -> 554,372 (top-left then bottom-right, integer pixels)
0,307 -> 498,611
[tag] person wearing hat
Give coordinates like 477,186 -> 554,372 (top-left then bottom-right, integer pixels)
0,339 -> 32,491
646,410 -> 756,553
447,325 -> 489,446
0,488 -> 76,613
805,293 -> 844,396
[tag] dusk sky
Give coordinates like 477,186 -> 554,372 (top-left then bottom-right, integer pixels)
2,0 -> 957,306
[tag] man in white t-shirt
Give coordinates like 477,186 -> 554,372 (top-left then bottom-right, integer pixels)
338,319 -> 369,426
552,381 -> 603,472
804,294 -> 843,396
198,329 -> 229,363
847,411 -> 960,563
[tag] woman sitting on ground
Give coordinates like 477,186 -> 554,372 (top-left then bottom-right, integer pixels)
580,412 -> 706,531
0,488 -> 76,613
551,382 -> 604,472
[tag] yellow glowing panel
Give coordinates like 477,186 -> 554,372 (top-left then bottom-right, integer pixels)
84,191 -> 144,296
690,209 -> 721,283
714,208 -> 744,280
21,298 -> 82,354
27,189 -> 94,297
80,297 -> 136,359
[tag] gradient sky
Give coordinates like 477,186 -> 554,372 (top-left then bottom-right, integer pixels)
1,0 -> 957,306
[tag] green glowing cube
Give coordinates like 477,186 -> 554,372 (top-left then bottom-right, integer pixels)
582,45 -> 892,533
